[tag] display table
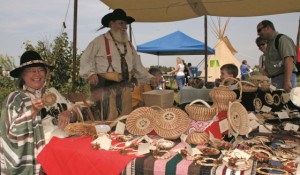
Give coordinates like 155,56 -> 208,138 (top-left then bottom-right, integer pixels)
178,87 -> 212,104
38,136 -> 258,175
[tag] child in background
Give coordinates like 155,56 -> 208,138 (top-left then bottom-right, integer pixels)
215,63 -> 239,86
149,67 -> 165,90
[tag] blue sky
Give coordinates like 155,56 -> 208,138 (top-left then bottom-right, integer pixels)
0,0 -> 299,70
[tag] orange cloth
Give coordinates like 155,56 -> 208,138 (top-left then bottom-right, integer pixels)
131,84 -> 152,108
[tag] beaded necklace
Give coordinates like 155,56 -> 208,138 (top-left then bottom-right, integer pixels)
109,31 -> 127,58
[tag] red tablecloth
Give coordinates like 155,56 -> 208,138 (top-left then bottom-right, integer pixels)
37,136 -> 138,175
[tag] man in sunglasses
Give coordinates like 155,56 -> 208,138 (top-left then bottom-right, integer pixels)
257,20 -> 298,92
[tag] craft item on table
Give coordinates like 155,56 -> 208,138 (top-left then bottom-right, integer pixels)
126,107 -> 155,136
152,149 -> 172,160
185,131 -> 209,145
185,99 -> 218,121
273,93 -> 281,106
209,139 -> 232,150
249,75 -> 270,92
95,124 -> 111,135
42,92 -> 57,106
283,161 -> 297,173
205,82 -> 215,89
253,97 -> 263,112
204,111 -> 228,140
256,167 -> 289,175
209,77 -> 240,112
259,81 -> 271,92
225,157 -> 251,171
238,81 -> 258,92
275,148 -> 298,160
253,136 -> 271,144
196,157 -> 222,167
155,139 -> 175,150
65,123 -> 97,136
198,147 -> 220,156
153,107 -> 190,139
290,87 -> 300,107
142,90 -> 174,109
115,134 -> 134,142
179,148 -> 202,161
186,119 -> 213,134
264,93 -> 274,105
189,78 -> 204,89
227,101 -> 249,136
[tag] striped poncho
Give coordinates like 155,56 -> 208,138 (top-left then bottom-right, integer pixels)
0,90 -> 45,175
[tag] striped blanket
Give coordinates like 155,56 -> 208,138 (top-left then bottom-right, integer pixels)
121,142 -> 257,175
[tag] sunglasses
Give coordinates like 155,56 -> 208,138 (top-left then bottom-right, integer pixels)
257,26 -> 266,33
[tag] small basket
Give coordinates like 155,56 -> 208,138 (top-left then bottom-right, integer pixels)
238,81 -> 258,92
227,101 -> 249,135
185,99 -> 218,121
186,131 -> 209,145
143,90 -> 174,109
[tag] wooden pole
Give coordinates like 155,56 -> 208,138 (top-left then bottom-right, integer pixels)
204,15 -> 208,83
72,0 -> 78,92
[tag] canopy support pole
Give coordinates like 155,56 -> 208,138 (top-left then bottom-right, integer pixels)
72,0 -> 78,92
204,15 -> 208,83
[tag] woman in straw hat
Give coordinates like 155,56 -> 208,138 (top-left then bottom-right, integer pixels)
0,50 -> 78,174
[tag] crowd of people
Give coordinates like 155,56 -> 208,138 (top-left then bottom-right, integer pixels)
0,8 -> 298,175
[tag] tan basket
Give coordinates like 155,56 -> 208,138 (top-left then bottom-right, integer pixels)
153,107 -> 191,139
238,81 -> 258,92
259,81 -> 271,92
126,107 -> 155,136
249,75 -> 269,87
65,123 -> 97,136
185,99 -> 218,121
209,77 -> 241,112
227,101 -> 249,135
186,131 -> 209,145
143,90 -> 174,109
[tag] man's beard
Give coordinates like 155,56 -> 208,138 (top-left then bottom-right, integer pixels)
110,29 -> 129,43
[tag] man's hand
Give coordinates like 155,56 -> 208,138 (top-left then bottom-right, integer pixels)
283,80 -> 292,93
88,74 -> 99,85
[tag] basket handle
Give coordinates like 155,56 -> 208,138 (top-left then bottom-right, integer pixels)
189,99 -> 211,108
240,81 -> 257,87
221,77 -> 243,101
109,115 -> 129,128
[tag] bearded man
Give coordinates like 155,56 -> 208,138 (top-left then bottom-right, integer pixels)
80,9 -> 160,121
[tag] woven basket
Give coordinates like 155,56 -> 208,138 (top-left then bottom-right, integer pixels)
125,107 -> 155,136
190,78 -> 204,89
185,99 -> 218,121
238,81 -> 258,92
209,77 -> 241,112
153,107 -> 191,139
227,101 -> 249,135
143,90 -> 174,109
186,131 -> 209,145
259,81 -> 271,92
249,75 -> 269,86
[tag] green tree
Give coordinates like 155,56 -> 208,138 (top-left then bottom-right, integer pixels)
23,32 -> 89,95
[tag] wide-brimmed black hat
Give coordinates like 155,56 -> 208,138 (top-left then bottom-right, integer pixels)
10,50 -> 52,78
101,8 -> 135,27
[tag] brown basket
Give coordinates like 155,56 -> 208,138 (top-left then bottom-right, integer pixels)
249,75 -> 269,86
238,81 -> 258,92
143,90 -> 174,109
186,131 -> 209,145
209,77 -> 241,112
185,99 -> 218,121
65,123 -> 97,136
153,107 -> 191,139
126,107 -> 155,136
259,81 -> 271,92
227,101 -> 249,135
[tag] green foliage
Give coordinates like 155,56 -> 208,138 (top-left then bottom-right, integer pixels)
23,32 -> 89,95
0,54 -> 16,72
149,65 -> 173,73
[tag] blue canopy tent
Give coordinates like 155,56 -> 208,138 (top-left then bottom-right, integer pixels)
137,31 -> 215,65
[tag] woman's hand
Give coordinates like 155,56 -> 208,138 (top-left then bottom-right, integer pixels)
31,98 -> 44,119
58,110 -> 72,129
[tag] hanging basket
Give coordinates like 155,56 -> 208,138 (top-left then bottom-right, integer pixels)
185,99 -> 218,121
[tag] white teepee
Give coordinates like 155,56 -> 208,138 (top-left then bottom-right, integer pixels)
201,18 -> 241,82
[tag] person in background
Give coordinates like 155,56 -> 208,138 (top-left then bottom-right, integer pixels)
149,67 -> 165,90
255,36 -> 268,75
257,20 -> 298,92
240,60 -> 251,80
215,63 -> 239,86
0,50 -> 78,174
79,9 -> 161,121
182,60 -> 189,86
187,62 -> 193,78
167,57 -> 185,90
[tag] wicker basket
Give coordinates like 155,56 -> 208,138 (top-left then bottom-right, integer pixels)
227,101 -> 249,136
249,75 -> 269,86
185,99 -> 218,121
186,131 -> 209,145
259,81 -> 271,92
153,107 -> 191,139
143,90 -> 174,109
238,81 -> 258,92
209,77 -> 241,112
